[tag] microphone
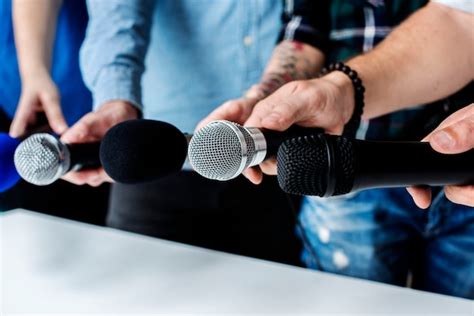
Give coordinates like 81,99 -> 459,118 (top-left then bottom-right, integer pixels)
277,134 -> 474,197
188,120 -> 321,181
0,133 -> 21,192
100,119 -> 188,184
14,133 -> 100,186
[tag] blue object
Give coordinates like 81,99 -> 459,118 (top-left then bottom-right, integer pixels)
0,133 -> 20,192
298,187 -> 474,299
81,0 -> 282,133
0,0 -> 92,125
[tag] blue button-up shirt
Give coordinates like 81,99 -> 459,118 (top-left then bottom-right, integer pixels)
81,0 -> 282,133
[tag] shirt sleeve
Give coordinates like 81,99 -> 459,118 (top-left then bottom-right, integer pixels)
278,0 -> 331,54
431,0 -> 474,14
80,0 -> 155,112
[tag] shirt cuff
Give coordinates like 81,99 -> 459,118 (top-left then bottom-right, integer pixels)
91,65 -> 143,113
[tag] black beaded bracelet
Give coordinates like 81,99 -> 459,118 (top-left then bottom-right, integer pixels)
320,62 -> 365,138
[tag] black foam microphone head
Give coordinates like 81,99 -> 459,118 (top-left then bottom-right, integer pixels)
277,134 -> 355,197
100,119 -> 188,184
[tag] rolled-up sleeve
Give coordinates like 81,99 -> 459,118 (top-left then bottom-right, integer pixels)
80,0 -> 155,112
279,0 -> 331,55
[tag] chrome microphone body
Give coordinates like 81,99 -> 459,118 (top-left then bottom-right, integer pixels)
188,120 -> 321,181
14,133 -> 100,186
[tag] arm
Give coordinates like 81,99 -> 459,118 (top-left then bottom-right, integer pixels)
196,0 -> 330,129
348,2 -> 474,119
243,2 -> 473,184
60,0 -> 155,186
10,0 -> 68,137
197,40 -> 325,128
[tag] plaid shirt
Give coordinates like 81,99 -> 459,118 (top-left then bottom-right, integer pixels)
280,0 -> 473,141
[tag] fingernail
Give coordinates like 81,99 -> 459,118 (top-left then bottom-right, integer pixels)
432,130 -> 454,149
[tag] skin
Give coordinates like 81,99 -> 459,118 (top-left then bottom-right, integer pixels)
407,104 -> 474,208
196,40 -> 326,183
60,100 -> 139,186
11,0 -> 68,137
200,2 -> 474,206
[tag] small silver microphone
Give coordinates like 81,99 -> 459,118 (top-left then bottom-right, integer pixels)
14,133 -> 71,186
188,120 -> 267,181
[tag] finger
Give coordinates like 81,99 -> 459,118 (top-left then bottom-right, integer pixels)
9,97 -> 35,138
196,99 -> 256,131
60,113 -> 97,144
244,81 -> 320,131
444,185 -> 474,207
406,186 -> 432,209
426,104 -> 474,138
245,96 -> 300,131
259,158 -> 277,175
62,168 -> 112,186
242,167 -> 263,185
40,92 -> 68,135
429,114 -> 474,154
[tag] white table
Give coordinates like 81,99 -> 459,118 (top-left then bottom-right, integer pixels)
1,210 -> 472,314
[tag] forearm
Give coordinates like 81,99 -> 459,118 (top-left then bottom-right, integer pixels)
13,0 -> 62,79
80,0 -> 155,112
346,2 -> 474,120
246,40 -> 325,99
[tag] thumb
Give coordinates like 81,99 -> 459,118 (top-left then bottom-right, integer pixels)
40,92 -> 68,135
429,114 -> 474,154
60,113 -> 96,144
245,97 -> 300,131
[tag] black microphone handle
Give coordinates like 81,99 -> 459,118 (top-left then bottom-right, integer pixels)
67,142 -> 102,172
344,138 -> 474,192
263,126 -> 323,159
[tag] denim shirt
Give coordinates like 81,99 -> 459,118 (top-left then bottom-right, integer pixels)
81,0 -> 282,133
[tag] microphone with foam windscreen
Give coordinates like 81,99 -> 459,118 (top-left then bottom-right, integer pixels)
100,119 -> 188,184
14,133 -> 100,186
0,133 -> 21,192
188,120 -> 322,181
277,134 -> 474,197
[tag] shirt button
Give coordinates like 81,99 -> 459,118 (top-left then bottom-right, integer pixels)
243,36 -> 253,46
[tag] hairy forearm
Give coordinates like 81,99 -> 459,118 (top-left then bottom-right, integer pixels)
246,40 -> 325,99
346,2 -> 474,120
13,0 -> 62,79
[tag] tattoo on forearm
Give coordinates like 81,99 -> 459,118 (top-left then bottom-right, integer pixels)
254,41 -> 321,97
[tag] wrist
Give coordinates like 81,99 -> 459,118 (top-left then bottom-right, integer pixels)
19,65 -> 50,83
321,71 -> 356,125
99,100 -> 140,119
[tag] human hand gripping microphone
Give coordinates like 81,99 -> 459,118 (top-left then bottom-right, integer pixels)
14,133 -> 100,186
277,134 -> 474,197
100,119 -> 188,184
188,120 -> 322,181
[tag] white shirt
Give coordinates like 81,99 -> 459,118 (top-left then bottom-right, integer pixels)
432,0 -> 474,13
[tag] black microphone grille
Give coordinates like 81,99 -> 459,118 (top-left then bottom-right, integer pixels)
100,119 -> 188,184
277,135 -> 329,196
277,134 -> 356,197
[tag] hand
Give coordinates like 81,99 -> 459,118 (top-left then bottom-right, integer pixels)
10,70 -> 68,137
60,100 -> 139,187
407,104 -> 474,208
242,72 -> 355,184
196,97 -> 260,132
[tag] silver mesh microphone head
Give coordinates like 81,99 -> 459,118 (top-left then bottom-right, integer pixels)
188,120 -> 266,181
14,133 -> 70,186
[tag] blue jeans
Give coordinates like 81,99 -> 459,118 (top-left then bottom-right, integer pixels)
299,188 -> 474,299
